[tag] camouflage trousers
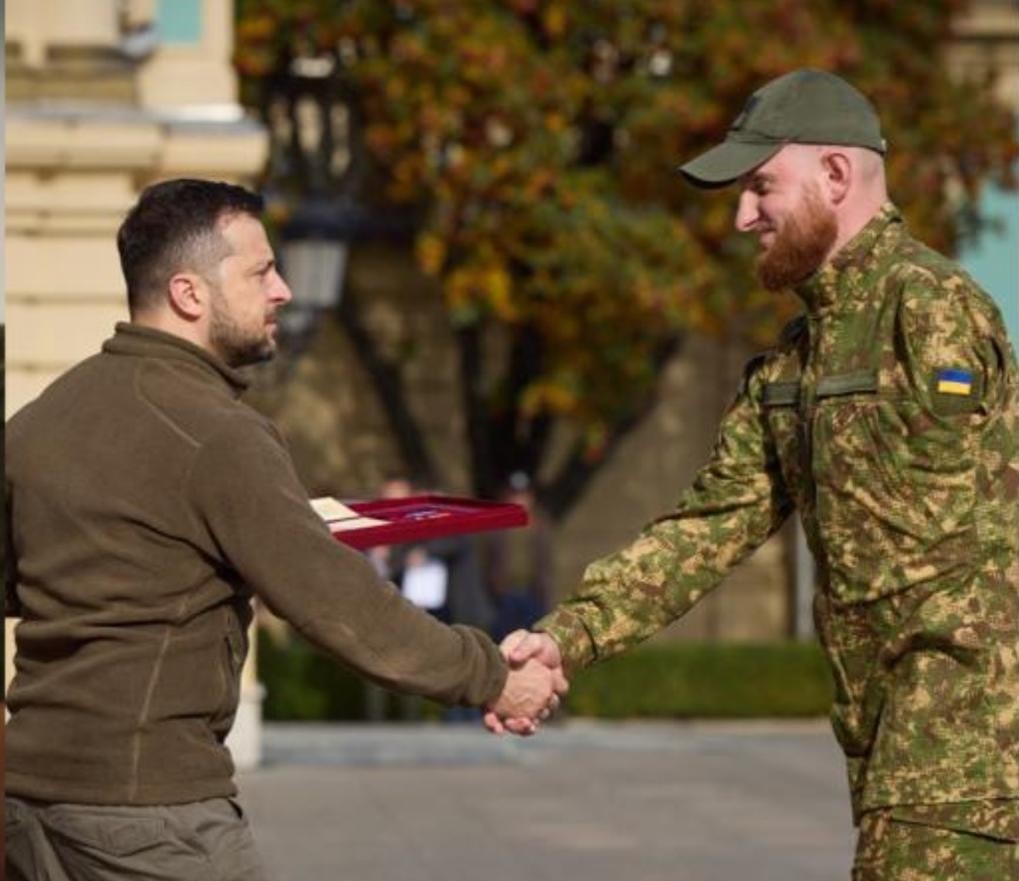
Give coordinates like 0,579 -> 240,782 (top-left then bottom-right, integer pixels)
852,804 -> 1019,881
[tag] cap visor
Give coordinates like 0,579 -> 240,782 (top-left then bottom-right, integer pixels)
679,140 -> 782,189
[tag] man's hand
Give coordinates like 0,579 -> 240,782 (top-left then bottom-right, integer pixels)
484,630 -> 569,735
487,658 -> 558,735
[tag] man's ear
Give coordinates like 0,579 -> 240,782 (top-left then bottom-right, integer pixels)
167,272 -> 207,321
819,150 -> 852,205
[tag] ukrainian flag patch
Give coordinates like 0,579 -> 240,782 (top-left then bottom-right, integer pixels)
936,367 -> 973,396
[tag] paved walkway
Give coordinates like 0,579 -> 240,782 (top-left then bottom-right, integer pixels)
238,719 -> 854,881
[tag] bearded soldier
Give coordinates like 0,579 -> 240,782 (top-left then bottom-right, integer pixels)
494,69 -> 1019,880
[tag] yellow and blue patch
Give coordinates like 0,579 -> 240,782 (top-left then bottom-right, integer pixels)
935,367 -> 973,396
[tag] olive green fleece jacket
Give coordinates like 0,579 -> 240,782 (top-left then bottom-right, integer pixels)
4,323 -> 508,805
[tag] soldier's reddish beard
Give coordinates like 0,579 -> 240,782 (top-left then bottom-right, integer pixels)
756,185 -> 838,291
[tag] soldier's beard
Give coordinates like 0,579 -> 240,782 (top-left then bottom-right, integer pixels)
756,185 -> 838,291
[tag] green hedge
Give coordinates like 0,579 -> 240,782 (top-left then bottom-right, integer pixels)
258,630 -> 834,721
567,641 -> 834,719
258,629 -> 405,720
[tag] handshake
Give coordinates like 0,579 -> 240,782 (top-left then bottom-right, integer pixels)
482,629 -> 569,736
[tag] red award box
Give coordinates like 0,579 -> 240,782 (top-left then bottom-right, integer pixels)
324,494 -> 528,549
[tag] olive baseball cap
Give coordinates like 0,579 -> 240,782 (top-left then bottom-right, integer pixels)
679,69 -> 886,189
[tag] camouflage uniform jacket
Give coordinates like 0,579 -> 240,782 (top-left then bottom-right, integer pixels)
539,204 -> 1019,828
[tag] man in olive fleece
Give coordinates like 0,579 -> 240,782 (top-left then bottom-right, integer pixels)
4,179 -> 561,881
495,70 -> 1019,879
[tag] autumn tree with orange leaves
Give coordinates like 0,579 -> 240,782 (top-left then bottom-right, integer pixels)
235,0 -> 1016,517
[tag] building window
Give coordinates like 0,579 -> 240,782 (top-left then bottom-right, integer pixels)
156,0 -> 202,45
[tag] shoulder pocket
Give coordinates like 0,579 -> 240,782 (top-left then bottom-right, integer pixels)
929,366 -> 984,417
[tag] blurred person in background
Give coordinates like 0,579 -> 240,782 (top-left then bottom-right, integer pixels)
483,471 -> 553,643
4,179 -> 562,881
495,69 -> 1019,881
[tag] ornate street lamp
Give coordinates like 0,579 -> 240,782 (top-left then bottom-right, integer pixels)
259,45 -> 413,367
278,196 -> 356,352
261,41 -> 363,360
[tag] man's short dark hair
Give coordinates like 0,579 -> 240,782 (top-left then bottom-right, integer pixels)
117,178 -> 264,314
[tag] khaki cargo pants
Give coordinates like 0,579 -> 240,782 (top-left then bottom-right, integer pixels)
5,796 -> 270,881
852,803 -> 1019,881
